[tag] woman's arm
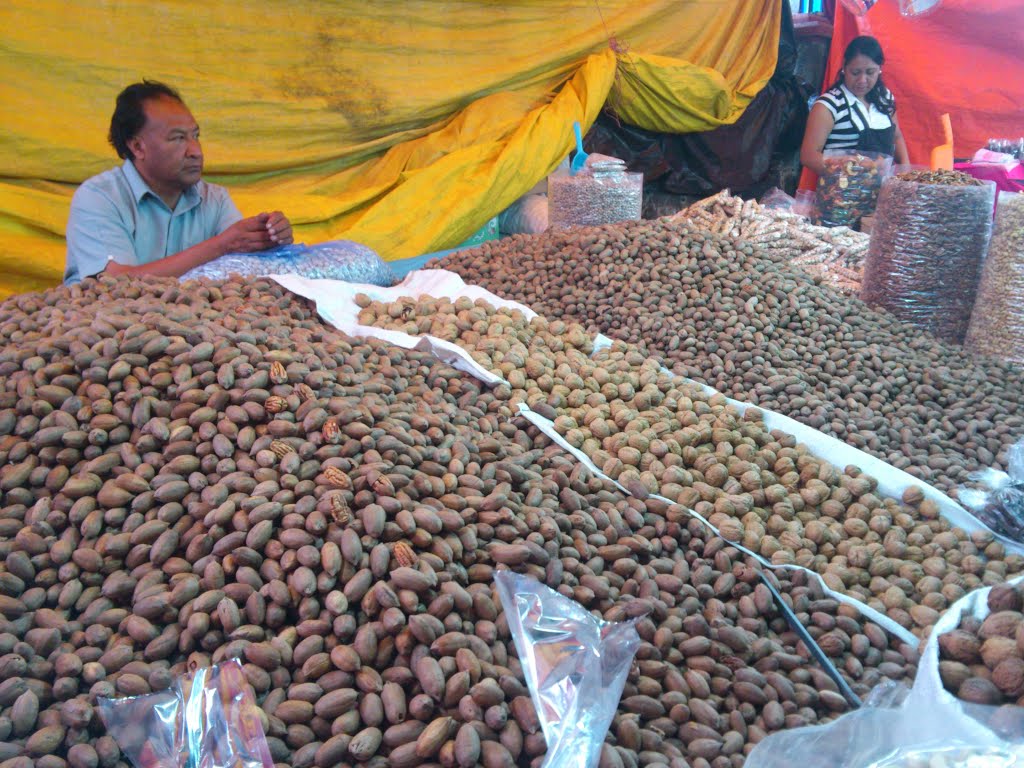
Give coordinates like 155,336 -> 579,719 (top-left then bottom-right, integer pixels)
892,113 -> 910,166
800,102 -> 837,177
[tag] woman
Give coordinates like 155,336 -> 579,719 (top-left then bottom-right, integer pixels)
800,36 -> 909,176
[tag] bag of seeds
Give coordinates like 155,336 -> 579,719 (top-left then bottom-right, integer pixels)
965,192 -> 1024,364
181,240 -> 396,286
814,149 -> 892,229
862,171 -> 996,344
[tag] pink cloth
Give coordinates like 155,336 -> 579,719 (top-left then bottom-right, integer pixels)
954,161 -> 1024,194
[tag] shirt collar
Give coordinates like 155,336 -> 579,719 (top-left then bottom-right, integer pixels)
840,84 -> 876,114
121,160 -> 202,212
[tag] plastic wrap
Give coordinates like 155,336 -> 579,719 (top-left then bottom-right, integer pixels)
745,578 -> 1024,768
181,240 -> 396,285
862,173 -> 996,344
899,0 -> 943,16
548,160 -> 642,231
499,194 -> 550,234
965,192 -> 1024,364
958,438 -> 1024,542
814,150 -> 892,229
760,187 -> 798,211
493,571 -> 641,768
97,659 -> 273,768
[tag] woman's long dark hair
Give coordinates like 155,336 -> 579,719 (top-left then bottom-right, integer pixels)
831,35 -> 896,116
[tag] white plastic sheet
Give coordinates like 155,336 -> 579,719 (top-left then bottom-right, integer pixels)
273,270 -> 534,386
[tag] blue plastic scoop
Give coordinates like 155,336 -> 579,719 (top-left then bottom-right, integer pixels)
570,121 -> 588,175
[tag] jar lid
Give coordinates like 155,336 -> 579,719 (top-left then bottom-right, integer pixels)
589,159 -> 627,173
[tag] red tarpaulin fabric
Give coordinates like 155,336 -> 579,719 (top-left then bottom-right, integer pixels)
800,0 -> 1024,190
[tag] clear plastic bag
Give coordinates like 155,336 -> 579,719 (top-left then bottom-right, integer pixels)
862,174 -> 996,343
760,187 -> 797,211
958,438 -> 1024,542
965,192 -> 1024,364
899,0 -> 942,17
499,194 -> 550,234
493,571 -> 641,768
792,189 -> 817,219
97,659 -> 273,768
814,149 -> 892,229
181,240 -> 396,285
745,578 -> 1024,768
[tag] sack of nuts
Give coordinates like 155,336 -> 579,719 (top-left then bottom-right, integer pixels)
862,170 -> 996,344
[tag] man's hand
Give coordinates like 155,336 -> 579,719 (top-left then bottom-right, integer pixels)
218,214 -> 277,254
265,211 -> 293,246
100,210 -> 295,280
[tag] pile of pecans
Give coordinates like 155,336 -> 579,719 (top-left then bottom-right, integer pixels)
0,275 -> 926,768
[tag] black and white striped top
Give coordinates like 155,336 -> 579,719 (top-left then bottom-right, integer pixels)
815,84 -> 895,150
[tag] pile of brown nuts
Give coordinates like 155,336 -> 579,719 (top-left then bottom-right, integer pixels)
0,276 -> 922,768
894,170 -> 985,187
429,218 -> 1024,494
936,581 -> 1024,737
358,295 -> 1024,638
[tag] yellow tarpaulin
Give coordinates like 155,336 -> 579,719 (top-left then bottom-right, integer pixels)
0,0 -> 780,298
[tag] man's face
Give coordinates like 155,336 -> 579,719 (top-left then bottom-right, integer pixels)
127,95 -> 203,198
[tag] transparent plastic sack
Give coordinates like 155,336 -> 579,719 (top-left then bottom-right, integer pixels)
862,174 -> 996,344
792,189 -> 817,219
499,193 -> 550,234
814,149 -> 892,229
965,192 -> 1024,365
181,240 -> 396,285
957,438 -> 1024,542
97,659 -> 273,768
759,187 -> 797,211
746,578 -> 1024,768
493,571 -> 641,768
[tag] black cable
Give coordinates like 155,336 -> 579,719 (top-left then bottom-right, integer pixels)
758,571 -> 863,710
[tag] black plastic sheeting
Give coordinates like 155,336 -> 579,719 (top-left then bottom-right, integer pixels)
586,2 -> 812,203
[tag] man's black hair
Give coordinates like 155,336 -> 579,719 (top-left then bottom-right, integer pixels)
108,81 -> 184,160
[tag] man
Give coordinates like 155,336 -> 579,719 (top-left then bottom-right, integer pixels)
64,81 -> 293,284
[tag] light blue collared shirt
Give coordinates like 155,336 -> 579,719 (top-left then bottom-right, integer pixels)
64,160 -> 242,284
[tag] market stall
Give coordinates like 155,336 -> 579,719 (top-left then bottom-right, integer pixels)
1,187 -> 1023,764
